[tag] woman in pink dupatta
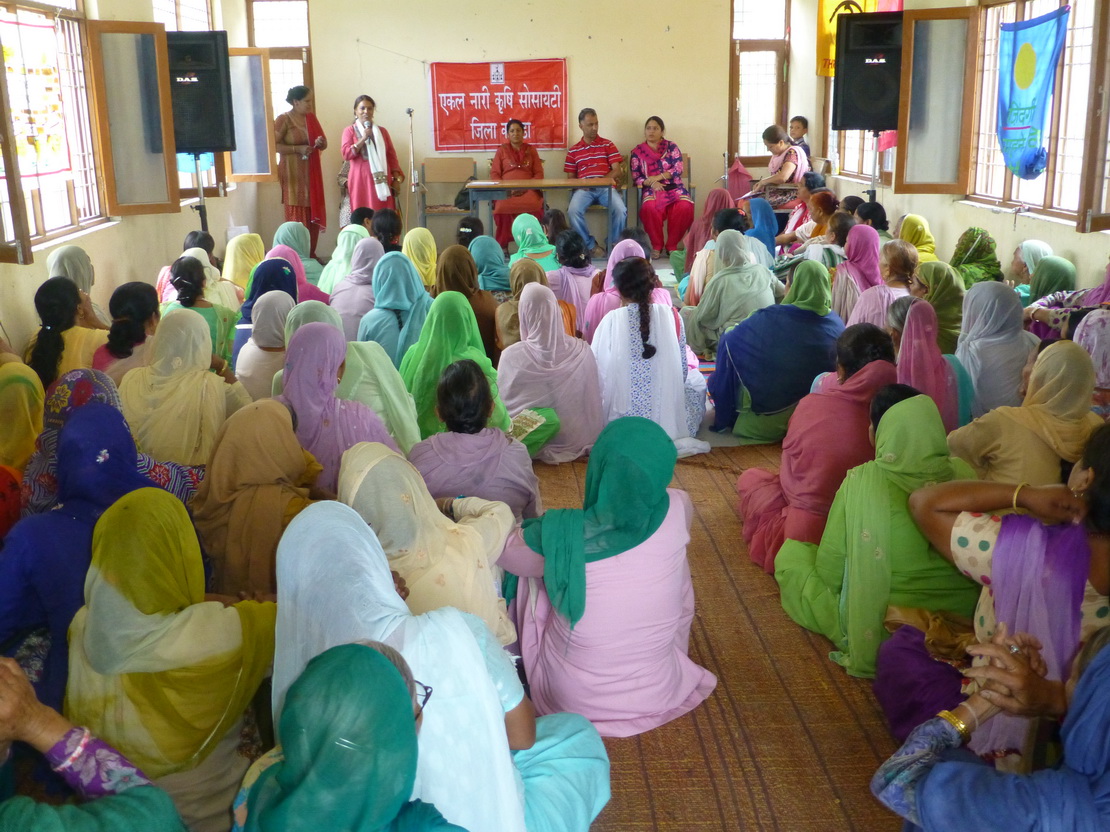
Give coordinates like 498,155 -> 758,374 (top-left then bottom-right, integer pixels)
267,244 -> 330,304
832,224 -> 883,322
848,237 -> 915,329
498,283 -> 604,464
275,321 -> 398,492
582,240 -> 671,344
407,358 -> 541,520
680,188 -> 734,276
737,323 -> 898,572
895,299 -> 960,433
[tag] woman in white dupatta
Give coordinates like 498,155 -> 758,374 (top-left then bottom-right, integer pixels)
592,257 -> 709,457
120,309 -> 251,465
271,501 -> 610,832
340,94 -> 402,214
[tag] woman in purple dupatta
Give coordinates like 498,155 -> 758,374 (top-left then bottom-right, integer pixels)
582,240 -> 671,344
876,429 -> 1110,760
407,358 -> 541,521
545,230 -> 598,330
275,322 -> 398,492
329,237 -> 384,341
832,224 -> 883,322
498,283 -> 604,464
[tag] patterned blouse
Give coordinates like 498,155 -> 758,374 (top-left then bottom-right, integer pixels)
630,140 -> 691,203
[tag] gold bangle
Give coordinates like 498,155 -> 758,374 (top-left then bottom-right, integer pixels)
1012,482 -> 1030,515
936,709 -> 971,744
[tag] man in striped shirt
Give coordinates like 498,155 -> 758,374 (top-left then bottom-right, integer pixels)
564,108 -> 627,257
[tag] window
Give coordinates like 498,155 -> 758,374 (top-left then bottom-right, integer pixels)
829,98 -> 894,184
0,5 -> 103,262
729,0 -> 789,164
153,0 -> 211,32
247,0 -> 312,124
969,0 -> 1096,221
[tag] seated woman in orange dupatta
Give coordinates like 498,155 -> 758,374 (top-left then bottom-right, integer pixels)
435,245 -> 502,366
191,399 -> 323,596
737,324 -> 897,573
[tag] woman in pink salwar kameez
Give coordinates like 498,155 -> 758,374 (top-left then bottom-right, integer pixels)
500,417 -> 716,737
737,324 -> 898,572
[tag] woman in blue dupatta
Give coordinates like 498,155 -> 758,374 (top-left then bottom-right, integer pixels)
470,235 -> 511,295
708,260 -> 844,443
232,259 -> 299,366
745,197 -> 778,265
0,403 -> 154,712
873,625 -> 1110,830
357,252 -> 433,368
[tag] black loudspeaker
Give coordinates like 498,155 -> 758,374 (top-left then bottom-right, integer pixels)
166,31 -> 235,154
831,12 -> 903,133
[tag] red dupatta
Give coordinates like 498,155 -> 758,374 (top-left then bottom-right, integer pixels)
305,112 -> 327,231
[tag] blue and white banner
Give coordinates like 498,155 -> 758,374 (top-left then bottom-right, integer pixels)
996,6 -> 1069,180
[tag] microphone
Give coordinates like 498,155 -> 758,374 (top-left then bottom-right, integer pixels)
406,108 -> 414,115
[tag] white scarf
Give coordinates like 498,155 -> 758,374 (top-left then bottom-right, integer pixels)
355,119 -> 392,201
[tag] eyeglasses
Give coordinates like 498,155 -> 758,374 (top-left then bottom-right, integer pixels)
413,680 -> 433,719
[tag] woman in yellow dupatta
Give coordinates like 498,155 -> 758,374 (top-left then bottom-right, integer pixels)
66,487 -> 275,832
222,233 -> 266,291
897,214 -> 938,263
402,227 -> 438,288
949,340 -> 1102,485
0,362 -> 44,471
338,441 -> 517,645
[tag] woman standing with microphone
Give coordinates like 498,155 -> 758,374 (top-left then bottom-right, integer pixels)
342,95 -> 404,213
275,85 -> 327,256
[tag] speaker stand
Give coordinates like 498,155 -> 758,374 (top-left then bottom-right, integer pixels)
191,153 -> 209,233
863,130 -> 882,204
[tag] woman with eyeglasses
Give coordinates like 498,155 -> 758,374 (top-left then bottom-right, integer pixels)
257,501 -> 610,832
233,642 -> 466,831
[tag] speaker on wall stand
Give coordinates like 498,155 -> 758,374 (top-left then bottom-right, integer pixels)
166,30 -> 235,231
831,11 -> 904,201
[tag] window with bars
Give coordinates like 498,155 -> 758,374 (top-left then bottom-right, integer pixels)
247,0 -> 312,124
0,6 -> 102,257
153,0 -> 211,32
730,0 -> 789,164
970,0 -> 1094,219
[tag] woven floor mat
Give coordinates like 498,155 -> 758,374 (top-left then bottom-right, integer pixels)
535,444 -> 900,831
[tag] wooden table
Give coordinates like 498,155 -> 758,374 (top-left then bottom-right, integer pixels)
465,178 -> 627,249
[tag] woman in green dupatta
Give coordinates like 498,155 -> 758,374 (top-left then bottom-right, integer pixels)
950,227 -> 1004,289
272,222 -> 324,287
1028,255 -> 1077,304
678,230 -> 777,358
244,643 -> 465,832
317,224 -> 371,294
509,214 -> 559,273
400,291 -> 511,439
910,261 -> 965,354
271,301 -> 420,452
774,392 -> 980,678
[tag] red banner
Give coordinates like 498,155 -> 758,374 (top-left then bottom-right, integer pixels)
429,59 -> 567,152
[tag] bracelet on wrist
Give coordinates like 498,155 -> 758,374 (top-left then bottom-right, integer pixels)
936,709 -> 971,744
1012,481 -> 1030,515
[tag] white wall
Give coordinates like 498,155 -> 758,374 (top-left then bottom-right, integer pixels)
306,0 -> 733,253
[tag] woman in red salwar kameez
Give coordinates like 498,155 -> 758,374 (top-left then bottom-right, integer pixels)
491,119 -> 545,249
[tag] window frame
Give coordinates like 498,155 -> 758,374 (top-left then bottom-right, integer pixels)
728,0 -> 790,168
85,19 -> 181,215
966,0 -> 1105,230
223,47 -> 278,183
0,34 -> 33,264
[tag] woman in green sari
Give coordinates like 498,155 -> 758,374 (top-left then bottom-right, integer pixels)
400,291 -> 512,439
509,214 -> 560,272
775,389 -> 980,678
949,227 -> 1004,289
909,261 -> 965,354
272,222 -> 324,287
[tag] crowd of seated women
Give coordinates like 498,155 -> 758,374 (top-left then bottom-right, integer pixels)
0,197 -> 732,828
3,127 -> 1110,829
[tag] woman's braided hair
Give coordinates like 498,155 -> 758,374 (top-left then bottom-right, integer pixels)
612,257 -> 658,359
